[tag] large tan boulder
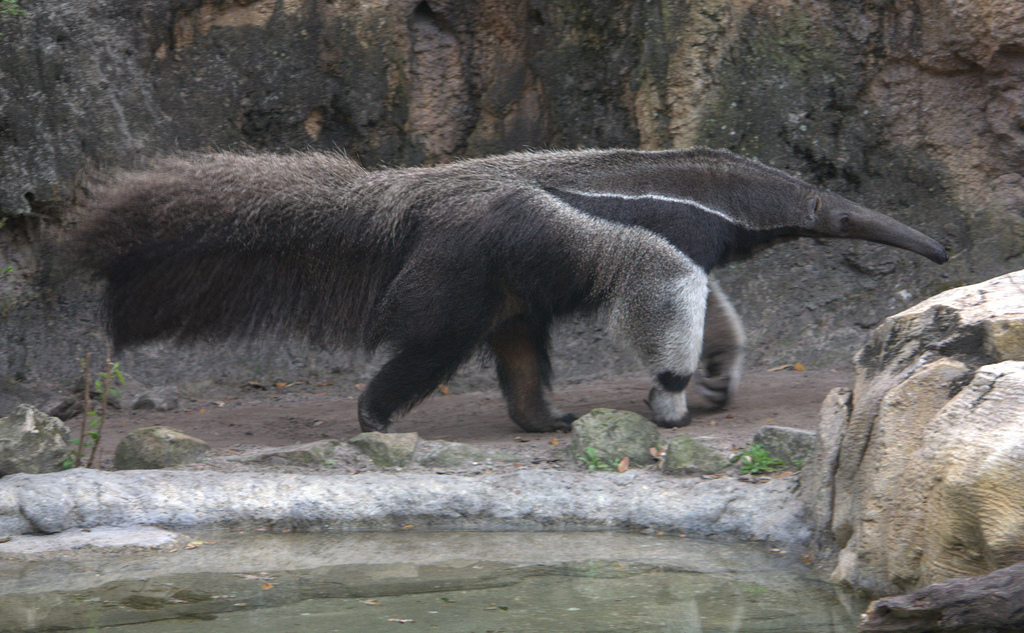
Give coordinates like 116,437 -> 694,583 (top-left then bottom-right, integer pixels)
805,270 -> 1024,596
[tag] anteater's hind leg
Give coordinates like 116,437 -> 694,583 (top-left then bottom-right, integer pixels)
695,280 -> 745,409
357,252 -> 498,433
357,338 -> 478,433
488,316 -> 574,432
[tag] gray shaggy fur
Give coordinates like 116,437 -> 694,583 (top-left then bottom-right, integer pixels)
72,148 -> 947,433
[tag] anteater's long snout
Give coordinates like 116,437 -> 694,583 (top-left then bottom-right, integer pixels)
819,197 -> 949,264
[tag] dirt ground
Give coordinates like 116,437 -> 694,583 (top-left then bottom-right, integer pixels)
90,365 -> 854,469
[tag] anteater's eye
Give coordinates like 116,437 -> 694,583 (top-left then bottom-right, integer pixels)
840,215 -> 852,232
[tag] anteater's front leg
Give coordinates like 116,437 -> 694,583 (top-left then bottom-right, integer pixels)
488,316 -> 574,432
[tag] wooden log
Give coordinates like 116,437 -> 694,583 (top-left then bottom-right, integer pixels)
859,560 -> 1024,632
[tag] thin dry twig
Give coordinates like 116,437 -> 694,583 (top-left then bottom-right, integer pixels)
76,352 -> 92,468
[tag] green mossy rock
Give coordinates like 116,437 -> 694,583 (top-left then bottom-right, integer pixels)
0,405 -> 72,475
751,426 -> 816,469
114,426 -> 210,470
662,435 -> 730,475
569,408 -> 662,469
347,432 -> 419,468
246,440 -> 342,466
416,440 -> 520,468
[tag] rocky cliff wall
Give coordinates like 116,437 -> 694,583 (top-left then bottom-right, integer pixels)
0,0 -> 1021,399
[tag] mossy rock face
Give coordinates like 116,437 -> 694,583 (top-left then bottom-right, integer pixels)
662,435 -> 730,475
114,426 -> 210,470
569,408 -> 662,469
347,432 -> 419,468
0,405 -> 72,475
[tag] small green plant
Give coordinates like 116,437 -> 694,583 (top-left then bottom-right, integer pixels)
0,0 -> 23,17
578,446 -> 614,471
63,350 -> 125,469
0,0 -> 24,38
730,443 -> 786,475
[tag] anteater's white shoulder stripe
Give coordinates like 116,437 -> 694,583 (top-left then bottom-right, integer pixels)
556,189 -> 750,228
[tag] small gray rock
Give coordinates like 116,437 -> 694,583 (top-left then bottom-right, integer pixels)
114,426 -> 210,470
42,394 -> 83,421
130,386 -> 180,411
0,405 -> 72,475
347,432 -> 419,467
569,408 -> 663,469
662,435 -> 730,475
416,440 -> 520,468
242,440 -> 343,466
751,425 -> 816,468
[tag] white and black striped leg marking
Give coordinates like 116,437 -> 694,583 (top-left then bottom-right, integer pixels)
695,280 -> 744,409
696,347 -> 741,408
648,371 -> 692,428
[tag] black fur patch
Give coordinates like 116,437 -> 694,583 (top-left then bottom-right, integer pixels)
657,371 -> 691,393
548,189 -> 794,270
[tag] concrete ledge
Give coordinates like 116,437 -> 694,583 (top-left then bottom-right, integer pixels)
0,468 -> 809,544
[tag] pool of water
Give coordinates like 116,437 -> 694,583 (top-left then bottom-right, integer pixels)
1,531 -> 864,632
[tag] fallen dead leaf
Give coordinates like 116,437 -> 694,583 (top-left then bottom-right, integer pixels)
438,385 -> 450,395
184,540 -> 209,550
649,446 -> 666,470
400,524 -> 415,529
197,408 -> 206,414
767,364 -> 792,372
274,381 -> 288,388
360,599 -> 381,606
316,381 -> 334,386
261,583 -> 275,590
793,362 -> 806,371
616,456 -> 629,472
355,383 -> 366,391
549,437 -> 559,446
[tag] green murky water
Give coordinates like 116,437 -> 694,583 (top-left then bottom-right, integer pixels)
0,531 -> 864,632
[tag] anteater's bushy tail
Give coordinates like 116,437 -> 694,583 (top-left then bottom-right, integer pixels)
70,151 -> 409,350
